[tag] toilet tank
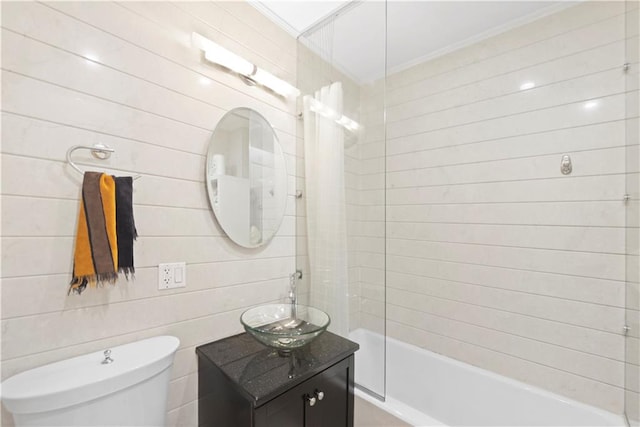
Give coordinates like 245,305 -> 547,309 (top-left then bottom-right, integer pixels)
1,335 -> 180,427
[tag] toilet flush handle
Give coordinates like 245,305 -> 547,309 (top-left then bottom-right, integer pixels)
101,349 -> 114,364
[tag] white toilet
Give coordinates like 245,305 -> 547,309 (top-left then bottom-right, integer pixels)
1,335 -> 180,427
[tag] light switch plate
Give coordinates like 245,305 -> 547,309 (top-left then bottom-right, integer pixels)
158,262 -> 186,290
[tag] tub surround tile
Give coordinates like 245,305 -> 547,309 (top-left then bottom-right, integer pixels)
350,0 -> 631,415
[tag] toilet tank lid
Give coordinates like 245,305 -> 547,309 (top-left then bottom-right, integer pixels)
1,335 -> 180,415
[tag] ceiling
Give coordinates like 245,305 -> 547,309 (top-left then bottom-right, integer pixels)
252,1 -> 575,83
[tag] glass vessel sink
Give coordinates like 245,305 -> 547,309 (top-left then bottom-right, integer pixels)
241,304 -> 330,352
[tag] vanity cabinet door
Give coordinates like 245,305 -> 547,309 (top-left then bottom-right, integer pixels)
304,356 -> 352,427
255,356 -> 354,427
253,380 -> 305,427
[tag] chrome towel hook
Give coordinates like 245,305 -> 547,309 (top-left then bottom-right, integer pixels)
560,154 -> 572,175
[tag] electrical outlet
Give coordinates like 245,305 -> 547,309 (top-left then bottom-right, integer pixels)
158,262 -> 186,290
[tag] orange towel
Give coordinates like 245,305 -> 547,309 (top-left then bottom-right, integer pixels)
70,172 -> 118,294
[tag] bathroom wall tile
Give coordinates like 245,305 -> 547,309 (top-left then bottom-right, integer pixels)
389,70 -> 625,140
217,2 -> 297,54
170,347 -> 199,382
387,120 -> 625,171
387,174 -> 626,205
359,312 -> 385,335
352,236 -> 385,254
166,400 -> 198,427
359,191 -> 385,207
360,125 -> 385,146
1,113 -> 206,183
360,298 -> 384,317
388,97 -> 625,159
1,198 -> 220,238
627,336 -> 640,366
360,284 -> 384,304
0,2 -> 298,425
388,147 -> 626,189
1,278 -> 288,360
628,280 -> 640,312
1,234 -> 294,278
626,36 -> 640,65
625,390 -> 640,425
2,30 -> 223,132
627,309 -> 640,339
0,307 -> 246,379
359,173 -> 385,191
2,155 -> 209,210
389,92 -> 626,148
2,73 -> 211,156
386,200 -> 626,228
168,372 -> 198,411
386,253 -> 625,307
388,12 -> 625,105
387,281 -> 624,338
135,236 -> 295,266
385,282 -> 623,360
358,140 -> 385,160
626,363 -> 640,393
387,40 -> 625,123
387,222 -> 625,254
171,1 -> 296,78
387,303 -> 624,387
1,257 -> 293,319
3,1 -> 296,131
387,238 -> 625,281
386,2 -> 624,89
360,268 -> 386,287
357,221 -> 386,238
381,2 -> 629,414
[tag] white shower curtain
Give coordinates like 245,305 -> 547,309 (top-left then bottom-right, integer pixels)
303,82 -> 349,337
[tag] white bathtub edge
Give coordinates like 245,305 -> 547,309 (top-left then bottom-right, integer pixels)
385,332 -> 625,426
350,328 -> 626,427
356,386 -> 447,427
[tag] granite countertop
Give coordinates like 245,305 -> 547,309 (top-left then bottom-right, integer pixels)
196,331 -> 359,407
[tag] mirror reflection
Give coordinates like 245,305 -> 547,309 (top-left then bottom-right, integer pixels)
206,108 -> 287,248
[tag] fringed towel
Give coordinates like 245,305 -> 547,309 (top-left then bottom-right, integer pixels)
114,176 -> 137,278
70,172 -> 119,294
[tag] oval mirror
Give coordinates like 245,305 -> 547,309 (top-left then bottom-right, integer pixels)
206,108 -> 288,248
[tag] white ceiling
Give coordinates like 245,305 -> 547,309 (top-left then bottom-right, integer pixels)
252,1 -> 575,83
251,1 -> 351,35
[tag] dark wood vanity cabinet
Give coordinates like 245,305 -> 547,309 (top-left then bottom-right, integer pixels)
196,332 -> 358,427
254,356 -> 352,427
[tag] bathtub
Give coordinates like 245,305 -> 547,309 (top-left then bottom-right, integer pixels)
349,328 -> 625,426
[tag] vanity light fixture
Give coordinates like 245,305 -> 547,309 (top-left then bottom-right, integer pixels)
191,32 -> 300,98
308,98 -> 360,132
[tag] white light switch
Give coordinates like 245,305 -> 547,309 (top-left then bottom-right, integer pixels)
158,262 -> 186,290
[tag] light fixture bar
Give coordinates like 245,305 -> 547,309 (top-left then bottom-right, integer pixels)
192,32 -> 300,98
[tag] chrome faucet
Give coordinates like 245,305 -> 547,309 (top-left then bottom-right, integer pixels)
289,272 -> 297,319
289,270 -> 302,320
